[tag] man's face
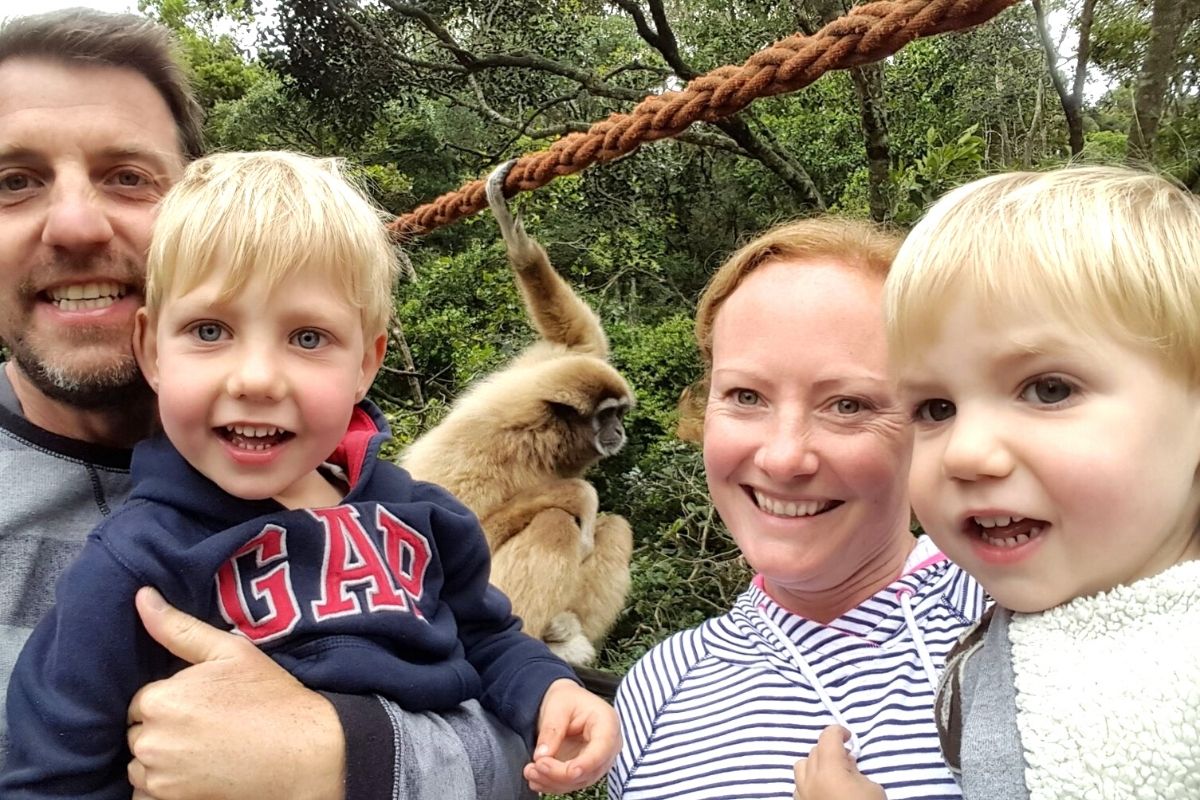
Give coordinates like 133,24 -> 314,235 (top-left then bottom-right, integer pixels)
0,57 -> 184,408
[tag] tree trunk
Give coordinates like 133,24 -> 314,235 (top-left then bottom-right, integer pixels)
1128,0 -> 1187,161
389,323 -> 424,406
1031,0 -> 1091,156
849,64 -> 890,221
1024,77 -> 1045,168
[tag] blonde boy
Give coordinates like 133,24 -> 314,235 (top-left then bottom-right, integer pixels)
3,151 -> 618,798
795,166 -> 1200,800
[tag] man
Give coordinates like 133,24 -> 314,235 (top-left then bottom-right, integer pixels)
0,10 -> 535,800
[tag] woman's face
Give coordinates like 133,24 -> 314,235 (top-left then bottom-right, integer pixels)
703,258 -> 913,610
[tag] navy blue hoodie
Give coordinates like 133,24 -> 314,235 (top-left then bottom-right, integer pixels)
3,401 -> 574,799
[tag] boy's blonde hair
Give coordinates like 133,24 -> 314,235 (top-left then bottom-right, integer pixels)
146,150 -> 399,337
886,166 -> 1200,383
677,216 -> 903,442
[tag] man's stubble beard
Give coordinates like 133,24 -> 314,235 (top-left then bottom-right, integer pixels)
10,341 -> 151,409
4,250 -> 152,410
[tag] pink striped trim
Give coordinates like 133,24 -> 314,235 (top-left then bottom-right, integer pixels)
902,551 -> 947,577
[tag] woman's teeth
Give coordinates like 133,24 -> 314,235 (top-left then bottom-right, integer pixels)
753,491 -> 830,518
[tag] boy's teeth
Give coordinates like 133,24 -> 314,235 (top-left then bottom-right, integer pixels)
973,514 -> 1025,528
226,424 -> 283,438
753,491 -> 830,518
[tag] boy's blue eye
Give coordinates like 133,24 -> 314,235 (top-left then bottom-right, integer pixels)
293,330 -> 325,350
1022,377 -> 1072,405
916,399 -> 955,422
195,323 -> 223,342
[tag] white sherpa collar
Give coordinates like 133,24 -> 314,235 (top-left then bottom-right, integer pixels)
1010,559 -> 1200,800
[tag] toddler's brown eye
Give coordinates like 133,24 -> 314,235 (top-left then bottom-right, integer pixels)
917,399 -> 955,422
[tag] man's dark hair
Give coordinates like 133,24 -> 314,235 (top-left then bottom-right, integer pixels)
0,8 -> 204,160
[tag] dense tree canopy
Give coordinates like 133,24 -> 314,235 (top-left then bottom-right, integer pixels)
137,1 -> 1197,794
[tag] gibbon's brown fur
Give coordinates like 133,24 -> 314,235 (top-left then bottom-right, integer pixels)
400,162 -> 634,665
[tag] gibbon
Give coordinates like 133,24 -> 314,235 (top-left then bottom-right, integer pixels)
400,162 -> 634,665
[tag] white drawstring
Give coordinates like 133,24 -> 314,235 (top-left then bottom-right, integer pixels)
756,609 -> 864,759
756,583 -> 942,763
896,587 -> 940,694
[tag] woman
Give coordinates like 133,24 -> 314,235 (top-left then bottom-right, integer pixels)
609,218 -> 987,800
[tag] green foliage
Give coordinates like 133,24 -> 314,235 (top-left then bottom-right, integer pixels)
890,125 -> 987,224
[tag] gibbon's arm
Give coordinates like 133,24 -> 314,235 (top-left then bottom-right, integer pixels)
478,478 -> 599,552
486,160 -> 609,358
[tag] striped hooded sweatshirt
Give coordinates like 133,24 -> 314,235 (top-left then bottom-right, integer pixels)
611,536 -> 986,800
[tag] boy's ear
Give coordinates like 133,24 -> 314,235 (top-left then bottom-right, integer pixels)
356,333 -> 387,402
132,308 -> 160,393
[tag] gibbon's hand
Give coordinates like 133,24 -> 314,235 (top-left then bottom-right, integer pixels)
126,587 -> 345,800
523,678 -> 621,794
793,725 -> 886,800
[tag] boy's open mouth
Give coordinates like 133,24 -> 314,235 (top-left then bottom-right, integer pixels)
217,424 -> 295,451
967,514 -> 1047,548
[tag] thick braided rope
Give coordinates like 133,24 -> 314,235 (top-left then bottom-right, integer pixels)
390,0 -> 1018,239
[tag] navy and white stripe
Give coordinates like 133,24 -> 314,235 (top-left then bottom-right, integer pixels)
611,537 -> 987,799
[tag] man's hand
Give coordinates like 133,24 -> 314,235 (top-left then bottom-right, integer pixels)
126,587 -> 346,800
793,725 -> 886,800
522,678 -> 620,794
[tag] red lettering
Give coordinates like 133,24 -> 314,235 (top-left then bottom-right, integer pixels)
376,508 -> 432,619
215,524 -> 301,644
310,506 -> 409,620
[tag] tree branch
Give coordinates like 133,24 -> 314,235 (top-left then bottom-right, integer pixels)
1031,0 -> 1084,154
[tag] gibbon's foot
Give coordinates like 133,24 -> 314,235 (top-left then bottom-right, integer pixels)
486,159 -> 521,245
549,634 -> 595,666
545,611 -> 583,641
545,612 -> 596,666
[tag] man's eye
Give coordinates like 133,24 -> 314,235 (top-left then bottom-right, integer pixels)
1021,377 -> 1073,405
0,173 -> 32,192
108,170 -> 150,189
193,323 -> 224,342
292,329 -> 326,350
915,399 -> 955,422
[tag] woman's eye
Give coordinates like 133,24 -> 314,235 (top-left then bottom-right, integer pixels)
834,398 -> 862,415
734,389 -> 760,406
292,329 -> 326,350
915,399 -> 955,422
1022,377 -> 1073,405
193,323 -> 224,343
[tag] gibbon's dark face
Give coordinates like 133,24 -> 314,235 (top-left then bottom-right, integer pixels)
548,395 -> 630,461
593,396 -> 629,456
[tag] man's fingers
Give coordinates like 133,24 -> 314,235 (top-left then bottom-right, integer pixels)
135,587 -> 243,666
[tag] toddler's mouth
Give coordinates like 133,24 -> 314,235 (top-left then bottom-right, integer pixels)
217,424 -> 294,451
967,514 -> 1047,548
